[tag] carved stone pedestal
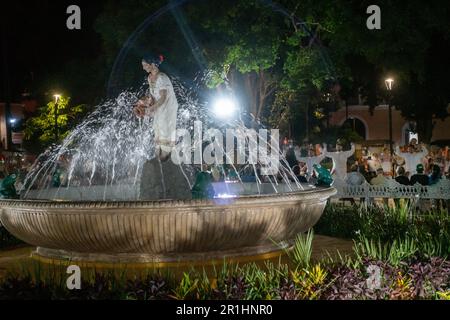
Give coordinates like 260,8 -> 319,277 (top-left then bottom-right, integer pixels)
139,158 -> 193,200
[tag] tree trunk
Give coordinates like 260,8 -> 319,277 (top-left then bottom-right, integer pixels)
244,72 -> 258,119
305,101 -> 310,142
241,69 -> 276,122
258,69 -> 276,120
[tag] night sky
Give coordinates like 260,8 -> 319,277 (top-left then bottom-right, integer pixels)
1,1 -> 449,107
1,1 -> 103,101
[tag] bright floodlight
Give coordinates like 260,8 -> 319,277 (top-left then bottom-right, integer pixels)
53,94 -> 61,103
9,118 -> 17,124
213,97 -> 237,118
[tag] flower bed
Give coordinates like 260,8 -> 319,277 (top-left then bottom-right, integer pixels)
0,256 -> 448,300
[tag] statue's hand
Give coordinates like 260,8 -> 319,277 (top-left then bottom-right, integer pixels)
133,104 -> 146,118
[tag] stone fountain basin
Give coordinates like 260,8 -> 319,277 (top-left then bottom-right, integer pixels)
0,187 -> 336,263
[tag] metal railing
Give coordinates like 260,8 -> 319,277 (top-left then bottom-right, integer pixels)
332,177 -> 450,200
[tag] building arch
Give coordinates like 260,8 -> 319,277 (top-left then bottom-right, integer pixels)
340,116 -> 369,140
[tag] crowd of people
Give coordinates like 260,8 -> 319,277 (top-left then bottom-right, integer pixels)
284,138 -> 450,188
1,137 -> 449,198
349,140 -> 449,187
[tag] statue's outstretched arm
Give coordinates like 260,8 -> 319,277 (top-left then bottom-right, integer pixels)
420,144 -> 428,157
317,153 -> 326,163
395,145 -> 403,155
344,143 -> 355,157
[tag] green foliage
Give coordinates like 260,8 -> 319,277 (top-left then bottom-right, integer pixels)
283,0 -> 450,142
194,269 -> 213,300
170,272 -> 198,300
354,236 -> 418,267
314,204 -> 363,239
322,249 -> 360,270
283,47 -> 331,92
241,263 -> 271,300
0,252 -> 448,300
316,203 -> 450,260
291,263 -> 329,300
24,96 -> 86,149
269,89 -> 301,137
240,261 -> 287,300
420,238 -> 445,260
94,0 -> 342,127
199,0 -> 283,77
314,125 -> 364,147
287,229 -> 314,269
436,291 -> 450,300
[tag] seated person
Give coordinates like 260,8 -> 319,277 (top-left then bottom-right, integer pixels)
346,164 -> 366,186
410,164 -> 429,185
370,168 -> 387,185
367,153 -> 382,173
429,164 -> 442,185
395,166 -> 411,185
426,157 -> 435,175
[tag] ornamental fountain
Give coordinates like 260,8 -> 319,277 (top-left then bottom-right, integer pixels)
0,0 -> 337,264
0,86 -> 336,264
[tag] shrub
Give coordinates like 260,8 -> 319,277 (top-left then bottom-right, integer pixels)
316,203 -> 449,259
286,229 -> 314,269
353,236 -> 418,267
0,257 -> 448,300
292,263 -> 329,300
0,226 -> 23,249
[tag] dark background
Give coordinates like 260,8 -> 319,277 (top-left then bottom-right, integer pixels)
0,1 -> 104,102
1,0 -> 449,147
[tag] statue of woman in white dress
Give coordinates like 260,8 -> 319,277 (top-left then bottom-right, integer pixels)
323,143 -> 355,181
134,54 -> 179,162
395,143 -> 428,175
295,144 -> 326,180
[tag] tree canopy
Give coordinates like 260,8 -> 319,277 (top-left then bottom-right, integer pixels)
22,0 -> 450,146
285,0 -> 450,142
24,96 -> 86,152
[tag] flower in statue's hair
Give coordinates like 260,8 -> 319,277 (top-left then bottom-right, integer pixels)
142,54 -> 164,66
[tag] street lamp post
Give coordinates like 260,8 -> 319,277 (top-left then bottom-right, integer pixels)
53,94 -> 61,143
385,78 -> 394,176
